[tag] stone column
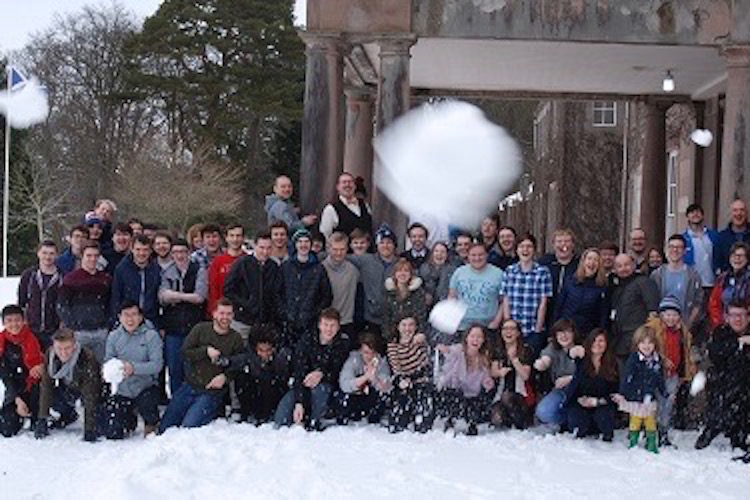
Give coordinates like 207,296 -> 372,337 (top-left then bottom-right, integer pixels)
343,86 -> 375,203
373,35 -> 417,238
640,100 -> 669,249
719,46 -> 750,223
298,32 -> 346,216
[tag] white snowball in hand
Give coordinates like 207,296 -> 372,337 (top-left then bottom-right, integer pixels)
0,77 -> 50,129
102,358 -> 125,395
690,370 -> 707,396
374,101 -> 522,229
429,298 -> 468,334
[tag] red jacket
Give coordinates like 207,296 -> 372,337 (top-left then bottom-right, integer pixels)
0,325 -> 44,391
207,252 -> 246,316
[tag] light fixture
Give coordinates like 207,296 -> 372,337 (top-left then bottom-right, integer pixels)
663,70 -> 675,92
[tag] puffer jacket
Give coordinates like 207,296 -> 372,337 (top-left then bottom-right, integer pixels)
382,276 -> 427,340
553,276 -> 608,337
57,268 -> 111,331
280,254 -> 332,330
290,331 -> 348,404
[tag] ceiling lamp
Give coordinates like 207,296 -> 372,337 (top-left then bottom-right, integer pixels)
663,70 -> 675,92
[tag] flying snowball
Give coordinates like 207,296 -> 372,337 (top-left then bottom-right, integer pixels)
0,379 -> 5,405
690,370 -> 707,396
374,101 -> 522,229
103,358 -> 125,395
429,298 -> 468,334
690,129 -> 713,148
0,77 -> 49,128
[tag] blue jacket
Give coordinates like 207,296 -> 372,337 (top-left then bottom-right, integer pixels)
110,255 -> 162,326
553,277 -> 608,337
713,224 -> 750,274
619,351 -> 666,402
55,248 -> 79,276
682,227 -> 719,266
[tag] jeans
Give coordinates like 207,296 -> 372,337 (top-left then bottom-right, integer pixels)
75,328 -> 109,364
159,384 -> 223,433
274,383 -> 332,428
164,333 -> 187,396
657,374 -> 679,431
535,388 -> 567,426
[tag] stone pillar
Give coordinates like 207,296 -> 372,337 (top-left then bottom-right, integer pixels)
373,35 -> 416,238
700,96 -> 723,227
343,86 -> 375,203
719,46 -> 750,223
298,32 -> 346,216
640,100 -> 669,249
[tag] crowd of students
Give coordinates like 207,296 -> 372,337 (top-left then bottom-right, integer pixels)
1,173 -> 749,462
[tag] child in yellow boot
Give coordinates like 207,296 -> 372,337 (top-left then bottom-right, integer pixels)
613,325 -> 666,453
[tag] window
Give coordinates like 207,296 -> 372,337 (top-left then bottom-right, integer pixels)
592,101 -> 616,127
665,151 -> 678,238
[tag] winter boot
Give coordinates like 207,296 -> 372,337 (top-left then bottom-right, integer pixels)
628,430 -> 640,448
467,422 -> 478,436
645,431 -> 659,454
659,429 -> 675,448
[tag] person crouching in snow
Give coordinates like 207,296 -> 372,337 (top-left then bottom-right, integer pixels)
159,299 -> 244,433
564,328 -> 619,442
98,301 -> 163,439
645,296 -> 697,447
334,332 -> 391,425
489,319 -> 534,430
274,308 -> 348,431
0,305 -> 44,437
35,329 -> 101,441
613,325 -> 665,453
386,315 -> 434,433
436,324 -> 495,436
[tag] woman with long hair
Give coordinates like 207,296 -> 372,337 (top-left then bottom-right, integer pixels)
553,248 -> 608,337
382,258 -> 427,340
708,242 -> 750,329
489,319 -> 534,429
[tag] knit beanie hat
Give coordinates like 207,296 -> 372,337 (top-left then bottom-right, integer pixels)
374,224 -> 396,245
659,296 -> 682,314
292,228 -> 312,244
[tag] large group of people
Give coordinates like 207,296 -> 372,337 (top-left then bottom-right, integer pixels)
1,177 -> 749,463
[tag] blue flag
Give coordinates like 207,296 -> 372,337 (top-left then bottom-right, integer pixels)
8,66 -> 27,91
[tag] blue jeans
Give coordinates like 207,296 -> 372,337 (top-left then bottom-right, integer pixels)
274,383 -> 332,428
158,384 -> 222,433
535,388 -> 567,426
164,333 -> 187,396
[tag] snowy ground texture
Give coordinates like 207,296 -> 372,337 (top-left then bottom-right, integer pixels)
2,420 -> 749,499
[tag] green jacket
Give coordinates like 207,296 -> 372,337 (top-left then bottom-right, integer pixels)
182,322 -> 243,393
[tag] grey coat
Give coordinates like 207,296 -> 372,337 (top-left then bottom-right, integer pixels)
339,350 -> 392,394
650,264 -> 704,324
418,261 -> 457,304
348,254 -> 396,326
104,321 -> 163,399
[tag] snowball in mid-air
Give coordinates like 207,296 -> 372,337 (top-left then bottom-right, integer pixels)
690,370 -> 707,396
0,77 -> 49,129
373,101 -> 522,229
429,298 -> 468,334
102,358 -> 125,395
0,379 -> 5,405
690,129 -> 713,148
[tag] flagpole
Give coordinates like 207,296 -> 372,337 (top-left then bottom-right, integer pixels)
3,62 -> 11,277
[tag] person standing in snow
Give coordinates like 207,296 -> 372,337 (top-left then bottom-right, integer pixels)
264,175 -> 317,233
17,240 -> 63,350
322,232 -> 360,344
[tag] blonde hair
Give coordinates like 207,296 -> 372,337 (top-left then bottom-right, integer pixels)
575,248 -> 607,287
632,325 -> 659,351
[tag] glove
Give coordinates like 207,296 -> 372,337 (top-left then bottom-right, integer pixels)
34,419 -> 49,439
83,430 -> 98,443
214,356 -> 230,368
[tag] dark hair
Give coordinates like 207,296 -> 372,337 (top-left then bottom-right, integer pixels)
686,203 -> 704,216
216,297 -> 233,310
143,223 -> 159,232
498,225 -> 517,237
269,220 -> 289,233
358,331 -> 383,354
727,299 -> 749,311
1,304 -> 24,320
201,223 -> 222,236
517,232 -> 537,249
310,230 -> 326,244
81,240 -> 101,254
70,224 -> 89,238
132,234 -> 152,247
118,300 -> 141,314
598,240 -> 619,253
729,241 -> 750,258
464,324 -> 493,367
255,231 -> 272,242
127,217 -> 143,227
253,324 -> 278,346
38,239 -> 57,250
172,238 -> 190,249
319,307 -> 341,322
582,328 -> 618,382
407,222 -> 429,238
52,329 -> 76,343
549,319 -> 578,349
113,223 -> 133,236
667,234 -> 686,246
225,223 -> 244,235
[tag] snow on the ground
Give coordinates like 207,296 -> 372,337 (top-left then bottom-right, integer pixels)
1,421 -> 748,499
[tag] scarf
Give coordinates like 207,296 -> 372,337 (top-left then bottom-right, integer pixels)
48,341 -> 81,384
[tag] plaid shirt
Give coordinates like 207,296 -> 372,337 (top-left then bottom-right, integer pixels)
501,262 -> 553,336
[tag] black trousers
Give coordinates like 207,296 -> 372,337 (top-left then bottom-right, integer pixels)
388,382 -> 435,433
333,389 -> 387,423
97,386 -> 160,439
0,385 -> 39,437
439,388 -> 493,425
235,374 -> 286,423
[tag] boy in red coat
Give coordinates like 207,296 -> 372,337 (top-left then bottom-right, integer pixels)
0,305 -> 44,437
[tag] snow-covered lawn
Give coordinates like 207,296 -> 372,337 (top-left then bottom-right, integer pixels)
2,421 -> 748,499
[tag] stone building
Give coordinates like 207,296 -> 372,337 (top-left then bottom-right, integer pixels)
298,0 -> 750,246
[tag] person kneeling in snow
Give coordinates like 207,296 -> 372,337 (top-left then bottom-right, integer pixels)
159,299 -> 243,432
274,308 -> 348,431
35,329 -> 101,441
334,332 -> 391,425
612,325 -> 665,453
436,324 -> 495,436
0,305 -> 44,437
386,316 -> 434,433
98,301 -> 163,439
489,319 -> 534,430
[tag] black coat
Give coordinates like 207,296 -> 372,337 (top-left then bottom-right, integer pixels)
706,325 -> 750,417
553,277 -> 609,337
290,332 -> 348,404
564,360 -> 618,407
608,274 -> 660,356
227,346 -> 292,388
224,255 -> 284,327
280,256 -> 332,331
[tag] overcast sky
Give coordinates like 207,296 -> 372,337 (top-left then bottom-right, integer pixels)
1,0 -> 306,54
